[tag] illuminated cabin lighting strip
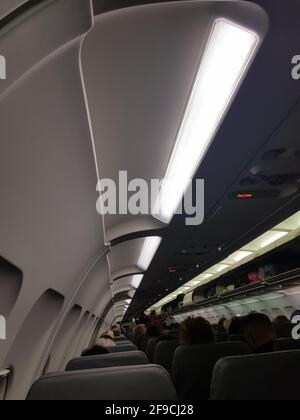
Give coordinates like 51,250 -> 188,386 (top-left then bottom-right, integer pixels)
154,19 -> 259,224
137,237 -> 162,271
149,211 -> 300,311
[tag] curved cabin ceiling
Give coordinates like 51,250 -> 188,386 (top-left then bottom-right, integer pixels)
1,0 -> 299,327
81,0 -> 271,319
82,0 -> 268,243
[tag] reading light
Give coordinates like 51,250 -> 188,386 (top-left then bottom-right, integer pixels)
237,193 -> 254,199
154,19 -> 259,224
137,236 -> 162,271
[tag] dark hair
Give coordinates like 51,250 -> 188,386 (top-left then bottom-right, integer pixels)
273,315 -> 289,325
147,325 -> 161,337
179,317 -> 214,346
81,345 -> 109,357
101,334 -> 114,340
229,317 -> 244,336
243,313 -> 274,330
111,324 -> 121,337
242,313 -> 275,353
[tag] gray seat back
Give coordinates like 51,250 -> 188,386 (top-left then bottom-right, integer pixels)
66,351 -> 149,371
146,337 -> 160,363
27,365 -> 177,400
211,350 -> 300,400
115,340 -> 131,345
154,339 -> 179,372
114,336 -> 127,343
108,343 -> 137,353
274,338 -> 300,352
137,335 -> 149,352
172,341 -> 250,400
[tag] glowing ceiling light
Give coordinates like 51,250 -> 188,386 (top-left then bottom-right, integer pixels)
232,250 -> 253,262
260,231 -> 288,249
154,19 -> 259,224
131,274 -> 144,289
137,237 -> 162,271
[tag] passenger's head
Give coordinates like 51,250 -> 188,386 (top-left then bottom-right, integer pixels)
243,313 -> 276,353
273,315 -> 289,325
96,336 -> 116,348
229,317 -> 244,336
81,345 -> 109,357
134,324 -> 147,337
101,330 -> 114,339
147,324 -> 161,337
179,317 -> 215,346
111,324 -> 122,337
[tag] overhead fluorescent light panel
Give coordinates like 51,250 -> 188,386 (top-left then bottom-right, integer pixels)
155,19 -> 259,224
137,237 -> 162,271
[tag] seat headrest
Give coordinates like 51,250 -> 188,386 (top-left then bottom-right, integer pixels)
211,350 -> 300,400
108,343 -> 137,352
154,339 -> 179,372
27,365 -> 177,400
115,340 -> 130,345
114,336 -> 127,342
66,351 -> 149,371
274,338 -> 300,352
173,341 -> 250,400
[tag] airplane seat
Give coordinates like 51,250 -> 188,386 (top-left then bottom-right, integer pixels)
274,322 -> 293,339
27,365 -> 177,400
172,341 -> 250,401
66,351 -> 149,371
108,343 -> 137,353
274,338 -> 300,352
211,350 -> 300,400
137,335 -> 149,353
146,337 -> 160,363
154,339 -> 179,372
114,336 -> 127,343
215,332 -> 228,343
125,332 -> 135,343
229,335 -> 246,342
115,339 -> 131,345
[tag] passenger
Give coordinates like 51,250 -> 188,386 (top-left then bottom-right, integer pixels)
179,317 -> 215,346
273,315 -> 292,338
81,345 -> 109,357
228,317 -> 244,336
137,312 -> 150,325
243,313 -> 276,353
96,335 -> 116,348
102,330 -> 114,339
148,311 -> 163,330
134,324 -> 147,338
111,324 -> 122,337
147,324 -> 162,337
